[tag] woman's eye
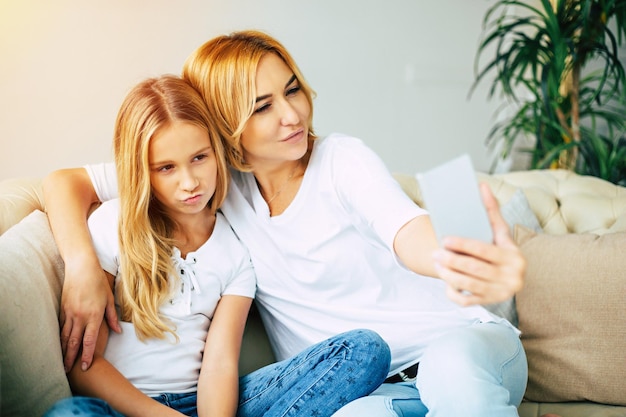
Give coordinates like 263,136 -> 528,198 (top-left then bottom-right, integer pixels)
194,153 -> 208,162
254,103 -> 271,114
158,164 -> 174,172
286,85 -> 301,96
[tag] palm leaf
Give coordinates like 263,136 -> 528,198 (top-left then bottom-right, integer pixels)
472,0 -> 626,184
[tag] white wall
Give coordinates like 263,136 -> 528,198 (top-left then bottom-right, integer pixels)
0,0 -> 500,180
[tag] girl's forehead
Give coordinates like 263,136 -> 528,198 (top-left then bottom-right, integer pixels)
149,122 -> 210,160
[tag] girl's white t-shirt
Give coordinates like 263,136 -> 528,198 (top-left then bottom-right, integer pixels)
87,199 -> 256,395
86,133 -> 514,376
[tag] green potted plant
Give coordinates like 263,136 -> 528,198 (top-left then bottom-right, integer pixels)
472,0 -> 626,185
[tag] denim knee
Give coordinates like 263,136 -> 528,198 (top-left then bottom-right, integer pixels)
340,329 -> 391,386
417,322 -> 527,417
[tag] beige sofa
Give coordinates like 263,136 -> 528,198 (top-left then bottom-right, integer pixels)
1,169 -> 625,417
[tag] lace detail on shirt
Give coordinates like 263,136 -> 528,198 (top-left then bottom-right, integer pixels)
164,247 -> 202,316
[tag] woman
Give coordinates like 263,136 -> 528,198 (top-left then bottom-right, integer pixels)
44,31 -> 528,417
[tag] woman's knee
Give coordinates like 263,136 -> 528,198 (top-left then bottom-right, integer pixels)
417,323 -> 527,413
420,322 -> 522,375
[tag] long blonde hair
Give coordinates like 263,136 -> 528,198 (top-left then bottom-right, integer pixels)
113,75 -> 228,340
182,30 -> 317,172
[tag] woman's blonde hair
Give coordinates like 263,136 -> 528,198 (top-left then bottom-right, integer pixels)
113,75 -> 228,340
182,30 -> 317,171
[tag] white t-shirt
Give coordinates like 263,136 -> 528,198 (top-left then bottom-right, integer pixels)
87,199 -> 256,395
86,133 -> 513,375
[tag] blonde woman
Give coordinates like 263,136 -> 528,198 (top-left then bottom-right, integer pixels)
45,31 -> 528,417
43,75 -> 389,417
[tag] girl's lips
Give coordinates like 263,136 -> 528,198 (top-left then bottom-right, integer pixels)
183,194 -> 203,205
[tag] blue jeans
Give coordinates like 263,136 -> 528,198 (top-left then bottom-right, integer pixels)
331,321 -> 528,417
44,329 -> 390,417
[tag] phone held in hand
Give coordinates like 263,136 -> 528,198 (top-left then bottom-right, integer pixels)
416,154 -> 493,244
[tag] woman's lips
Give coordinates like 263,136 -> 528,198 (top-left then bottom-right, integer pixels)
282,129 -> 304,143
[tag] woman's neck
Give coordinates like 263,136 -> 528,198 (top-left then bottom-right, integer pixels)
254,154 -> 310,216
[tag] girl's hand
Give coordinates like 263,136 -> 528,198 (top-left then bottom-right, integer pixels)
433,183 -> 526,306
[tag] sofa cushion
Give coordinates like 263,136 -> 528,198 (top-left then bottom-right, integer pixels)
0,210 -> 71,417
500,188 -> 542,235
514,226 -> 626,405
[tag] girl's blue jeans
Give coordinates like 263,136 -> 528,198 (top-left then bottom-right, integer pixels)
331,321 -> 528,417
43,328 -> 390,417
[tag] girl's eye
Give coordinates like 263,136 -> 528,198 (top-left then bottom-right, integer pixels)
158,164 -> 174,172
194,153 -> 208,162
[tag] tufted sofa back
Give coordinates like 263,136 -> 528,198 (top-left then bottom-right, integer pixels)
2,169 -> 626,236
394,169 -> 626,235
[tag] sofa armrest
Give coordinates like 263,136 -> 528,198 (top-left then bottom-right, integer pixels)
0,210 -> 71,416
0,177 -> 45,235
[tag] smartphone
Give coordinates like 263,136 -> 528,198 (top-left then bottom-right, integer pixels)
416,154 -> 493,243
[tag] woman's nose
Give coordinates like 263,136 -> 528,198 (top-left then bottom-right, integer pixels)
279,100 -> 300,126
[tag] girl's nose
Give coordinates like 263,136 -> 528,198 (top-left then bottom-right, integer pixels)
180,169 -> 199,192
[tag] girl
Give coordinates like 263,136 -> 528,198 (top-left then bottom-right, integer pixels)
43,75 -> 390,417
45,31 -> 528,417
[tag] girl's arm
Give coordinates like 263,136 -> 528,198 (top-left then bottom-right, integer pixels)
42,168 -> 119,372
197,295 -> 253,417
68,324 -> 184,417
394,184 -> 526,306
67,273 -> 184,417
